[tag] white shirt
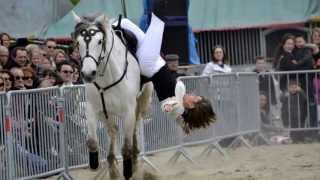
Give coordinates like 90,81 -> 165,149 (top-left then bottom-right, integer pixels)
201,62 -> 232,76
160,80 -> 185,120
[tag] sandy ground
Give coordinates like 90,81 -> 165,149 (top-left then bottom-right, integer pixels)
46,143 -> 320,180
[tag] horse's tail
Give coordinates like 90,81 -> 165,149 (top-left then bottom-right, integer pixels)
136,82 -> 153,121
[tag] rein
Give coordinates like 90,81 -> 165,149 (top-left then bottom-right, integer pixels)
92,19 -> 129,119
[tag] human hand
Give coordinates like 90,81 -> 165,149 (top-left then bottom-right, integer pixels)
183,125 -> 191,135
163,104 -> 173,112
292,60 -> 298,64
304,43 -> 319,54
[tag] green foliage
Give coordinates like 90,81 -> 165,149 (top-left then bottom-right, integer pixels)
70,0 -> 80,6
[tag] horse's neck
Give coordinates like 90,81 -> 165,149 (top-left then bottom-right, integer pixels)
95,28 -> 127,86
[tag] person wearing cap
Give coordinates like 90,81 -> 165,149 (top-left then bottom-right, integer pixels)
165,54 -> 185,78
115,14 -> 216,132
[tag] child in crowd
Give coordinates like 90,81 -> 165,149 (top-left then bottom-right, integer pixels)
280,79 -> 307,143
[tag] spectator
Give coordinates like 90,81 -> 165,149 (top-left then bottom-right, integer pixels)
25,44 -> 39,54
164,54 -> 185,78
8,47 -> 29,69
57,61 -> 74,86
0,45 -> 9,69
280,79 -> 308,143
294,35 -> 318,134
314,58 -> 320,115
253,56 -> 277,110
44,38 -> 57,61
274,34 -> 297,92
275,34 -> 318,133
69,46 -> 81,66
259,92 -> 275,137
306,27 -> 320,63
29,48 -> 43,74
38,69 -> 62,88
40,55 -> 54,71
201,45 -> 231,75
274,34 -> 296,71
10,67 -> 26,90
0,76 -> 5,92
21,67 -> 36,89
0,70 -> 13,91
0,32 -> 11,48
54,49 -> 68,64
294,35 -> 314,70
72,64 -> 83,84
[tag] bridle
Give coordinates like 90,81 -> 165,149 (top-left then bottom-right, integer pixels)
75,16 -> 129,119
78,28 -> 107,69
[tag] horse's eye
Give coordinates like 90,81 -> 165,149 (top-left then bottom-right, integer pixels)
98,40 -> 103,45
81,30 -> 87,35
89,29 -> 96,35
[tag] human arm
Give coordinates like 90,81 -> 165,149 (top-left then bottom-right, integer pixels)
295,48 -> 314,70
160,80 -> 185,119
201,63 -> 213,76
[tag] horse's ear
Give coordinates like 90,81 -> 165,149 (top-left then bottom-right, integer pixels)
71,11 -> 82,23
95,14 -> 108,24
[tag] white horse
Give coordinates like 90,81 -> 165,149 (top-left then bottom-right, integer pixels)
72,12 -> 153,180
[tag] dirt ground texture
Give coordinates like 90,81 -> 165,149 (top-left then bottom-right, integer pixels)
46,143 -> 320,180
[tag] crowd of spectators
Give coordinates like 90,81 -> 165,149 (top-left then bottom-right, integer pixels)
199,28 -> 320,143
1,27 -> 320,166
0,33 -> 82,93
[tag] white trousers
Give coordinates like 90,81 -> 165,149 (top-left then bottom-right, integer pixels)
116,13 -> 166,78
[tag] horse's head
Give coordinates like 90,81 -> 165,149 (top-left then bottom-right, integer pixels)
72,11 -> 108,82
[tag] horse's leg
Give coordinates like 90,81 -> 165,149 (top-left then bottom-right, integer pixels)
86,103 -> 100,169
132,123 -> 140,174
103,119 -> 121,178
122,110 -> 136,180
136,82 -> 153,120
131,82 -> 153,174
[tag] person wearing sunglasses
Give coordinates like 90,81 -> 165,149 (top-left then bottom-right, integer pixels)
9,67 -> 26,90
22,67 -> 36,89
44,38 -> 57,62
57,61 -> 74,86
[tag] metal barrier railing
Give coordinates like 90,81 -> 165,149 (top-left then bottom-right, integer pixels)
258,70 -> 320,142
7,87 -> 63,180
0,93 -> 8,180
4,71 -> 318,179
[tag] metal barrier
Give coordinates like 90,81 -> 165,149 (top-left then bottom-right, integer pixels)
0,73 -> 264,179
61,85 -> 88,169
258,70 -> 320,142
6,87 -> 63,179
142,92 -> 182,154
0,93 -> 8,180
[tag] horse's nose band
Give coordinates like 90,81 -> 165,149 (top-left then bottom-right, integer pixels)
79,29 -> 106,67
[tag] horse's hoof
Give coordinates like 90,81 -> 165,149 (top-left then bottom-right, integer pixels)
89,151 -> 99,170
123,158 -> 133,180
